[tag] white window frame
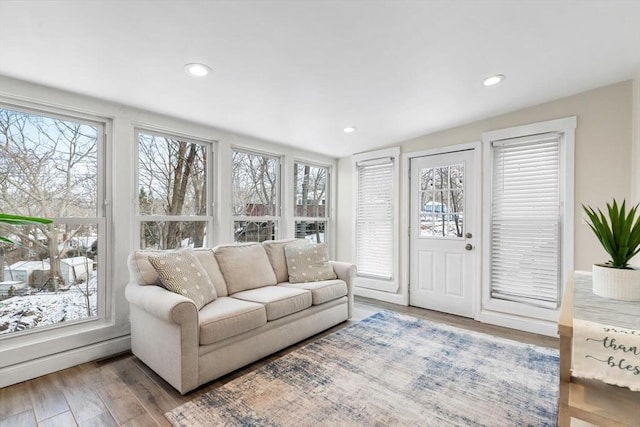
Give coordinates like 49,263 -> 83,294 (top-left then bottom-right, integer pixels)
231,147 -> 282,242
134,128 -> 216,249
352,147 -> 400,293
481,117 -> 575,332
293,160 -> 331,244
0,99 -> 112,359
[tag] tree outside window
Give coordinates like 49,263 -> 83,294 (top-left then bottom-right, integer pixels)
137,131 -> 209,249
0,106 -> 103,336
232,150 -> 279,242
294,162 -> 328,243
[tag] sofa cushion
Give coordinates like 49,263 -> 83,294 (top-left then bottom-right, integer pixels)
263,239 -> 309,283
148,248 -> 217,310
198,297 -> 267,345
279,279 -> 347,306
284,243 -> 337,284
232,286 -> 312,321
192,249 -> 228,297
128,250 -> 164,285
214,243 -> 277,294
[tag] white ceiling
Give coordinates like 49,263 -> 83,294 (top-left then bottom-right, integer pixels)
1,1 -> 639,157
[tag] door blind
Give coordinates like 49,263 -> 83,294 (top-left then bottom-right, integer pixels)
356,158 -> 394,279
490,132 -> 561,309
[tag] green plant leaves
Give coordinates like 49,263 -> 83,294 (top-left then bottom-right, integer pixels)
0,213 -> 53,246
583,199 -> 640,268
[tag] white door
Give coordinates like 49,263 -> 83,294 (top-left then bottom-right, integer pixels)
409,150 -> 477,318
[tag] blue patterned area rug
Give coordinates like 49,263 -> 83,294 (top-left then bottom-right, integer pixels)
165,311 -> 559,426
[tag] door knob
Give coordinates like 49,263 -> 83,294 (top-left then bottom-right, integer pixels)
465,244 -> 473,251
465,232 -> 472,239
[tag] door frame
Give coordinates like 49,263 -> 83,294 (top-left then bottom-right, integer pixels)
400,141 -> 482,319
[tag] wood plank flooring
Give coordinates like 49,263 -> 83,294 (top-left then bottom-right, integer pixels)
0,298 -> 558,427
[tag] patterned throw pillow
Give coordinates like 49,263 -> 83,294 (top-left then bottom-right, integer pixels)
284,243 -> 337,284
148,248 -> 217,310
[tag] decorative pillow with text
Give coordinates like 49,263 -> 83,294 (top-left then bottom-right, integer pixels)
284,243 -> 337,284
148,248 -> 217,310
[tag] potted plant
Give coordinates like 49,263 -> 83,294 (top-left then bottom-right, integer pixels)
0,213 -> 53,245
583,199 -> 640,301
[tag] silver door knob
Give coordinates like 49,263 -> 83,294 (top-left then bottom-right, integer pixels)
465,244 -> 473,251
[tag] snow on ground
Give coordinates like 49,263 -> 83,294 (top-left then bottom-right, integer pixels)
0,278 -> 97,335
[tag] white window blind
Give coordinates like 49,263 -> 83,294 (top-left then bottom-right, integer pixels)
356,157 -> 394,279
490,132 -> 561,309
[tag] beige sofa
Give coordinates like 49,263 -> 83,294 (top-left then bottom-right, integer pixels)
125,239 -> 355,394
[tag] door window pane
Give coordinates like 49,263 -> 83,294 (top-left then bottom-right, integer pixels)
419,164 -> 464,238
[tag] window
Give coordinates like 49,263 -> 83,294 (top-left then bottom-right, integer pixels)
137,130 -> 211,249
232,150 -> 280,242
353,147 -> 400,293
294,162 -> 329,243
482,117 -> 575,320
0,105 -> 105,337
419,164 -> 465,238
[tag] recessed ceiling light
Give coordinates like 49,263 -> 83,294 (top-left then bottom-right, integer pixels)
184,63 -> 211,77
343,126 -> 357,133
483,74 -> 505,86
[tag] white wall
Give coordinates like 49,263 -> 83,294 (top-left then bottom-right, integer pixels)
337,80 -> 634,295
0,75 -> 336,387
632,71 -> 640,205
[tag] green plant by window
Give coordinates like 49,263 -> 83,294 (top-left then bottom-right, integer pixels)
0,213 -> 53,245
582,199 -> 640,268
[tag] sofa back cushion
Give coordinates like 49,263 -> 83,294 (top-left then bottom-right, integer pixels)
262,238 -> 309,283
284,242 -> 337,284
193,249 -> 228,297
128,248 -> 228,297
214,243 -> 277,294
148,248 -> 217,310
128,250 -> 164,285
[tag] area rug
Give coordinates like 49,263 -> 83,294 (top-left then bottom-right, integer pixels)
165,311 -> 559,426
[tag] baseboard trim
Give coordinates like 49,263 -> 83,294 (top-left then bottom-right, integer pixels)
0,335 -> 131,388
354,287 -> 406,305
477,310 -> 558,337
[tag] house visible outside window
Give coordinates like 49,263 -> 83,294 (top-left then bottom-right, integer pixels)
482,117 -> 575,321
352,147 -> 400,293
137,130 -> 211,249
0,105 -> 105,337
232,150 -> 280,242
294,162 -> 329,243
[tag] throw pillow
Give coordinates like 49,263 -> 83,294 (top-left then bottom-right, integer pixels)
284,242 -> 337,284
148,248 -> 217,310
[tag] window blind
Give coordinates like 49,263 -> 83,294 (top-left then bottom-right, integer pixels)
490,132 -> 561,309
356,157 -> 394,279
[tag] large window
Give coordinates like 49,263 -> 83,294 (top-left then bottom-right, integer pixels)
294,162 -> 329,243
0,105 -> 105,337
482,117 -> 575,321
232,150 -> 280,242
137,130 -> 211,249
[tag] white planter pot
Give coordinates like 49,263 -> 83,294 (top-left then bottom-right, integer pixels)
592,264 -> 640,301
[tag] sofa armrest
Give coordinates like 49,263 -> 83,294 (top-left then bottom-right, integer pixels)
125,282 -> 199,394
125,282 -> 198,325
329,261 -> 356,318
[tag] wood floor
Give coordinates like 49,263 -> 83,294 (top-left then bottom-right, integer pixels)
0,298 -> 558,427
